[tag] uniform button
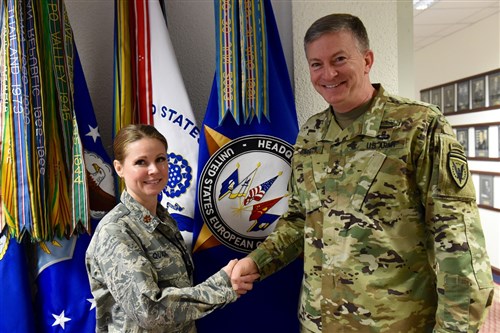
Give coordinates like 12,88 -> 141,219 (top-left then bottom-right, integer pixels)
143,215 -> 152,223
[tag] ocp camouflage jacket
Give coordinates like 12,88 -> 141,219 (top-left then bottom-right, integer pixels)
250,85 -> 494,333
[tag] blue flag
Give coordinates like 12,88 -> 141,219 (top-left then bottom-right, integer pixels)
0,237 -> 36,333
1,3 -> 34,332
33,46 -> 115,333
192,1 -> 302,332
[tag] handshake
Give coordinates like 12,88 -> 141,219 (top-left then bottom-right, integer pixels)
222,258 -> 260,297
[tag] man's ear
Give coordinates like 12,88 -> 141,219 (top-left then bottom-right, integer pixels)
364,49 -> 374,74
113,160 -> 123,177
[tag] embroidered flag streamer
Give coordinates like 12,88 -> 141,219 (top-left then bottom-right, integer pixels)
1,0 -> 92,242
0,1 -> 115,331
216,0 -> 268,125
215,0 -> 240,124
25,0 -> 48,240
0,12 -> 37,331
39,1 -> 72,238
42,0 -> 89,235
3,0 -> 34,238
35,0 -> 72,239
34,46 -> 115,333
240,0 -> 267,123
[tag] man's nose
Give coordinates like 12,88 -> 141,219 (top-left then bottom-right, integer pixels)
325,65 -> 338,78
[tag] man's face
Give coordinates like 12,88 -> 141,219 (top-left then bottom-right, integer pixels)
306,31 -> 374,113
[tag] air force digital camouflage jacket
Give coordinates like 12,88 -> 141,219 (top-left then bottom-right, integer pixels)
249,85 -> 494,333
86,191 -> 237,333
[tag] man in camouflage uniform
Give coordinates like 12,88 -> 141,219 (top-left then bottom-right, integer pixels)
232,13 -> 494,332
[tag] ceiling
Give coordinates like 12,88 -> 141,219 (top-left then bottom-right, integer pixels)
413,0 -> 500,51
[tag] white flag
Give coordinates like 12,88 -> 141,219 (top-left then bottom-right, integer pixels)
149,1 -> 199,248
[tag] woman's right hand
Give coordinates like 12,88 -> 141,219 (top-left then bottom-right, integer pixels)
222,259 -> 239,277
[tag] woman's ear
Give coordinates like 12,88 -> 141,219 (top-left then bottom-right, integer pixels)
113,160 -> 123,177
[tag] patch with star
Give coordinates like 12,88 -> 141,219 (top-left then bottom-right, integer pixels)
448,146 -> 468,188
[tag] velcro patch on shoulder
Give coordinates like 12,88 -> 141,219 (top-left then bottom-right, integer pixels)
448,146 -> 468,189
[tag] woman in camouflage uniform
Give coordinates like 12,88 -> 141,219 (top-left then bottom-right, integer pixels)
86,124 -> 254,333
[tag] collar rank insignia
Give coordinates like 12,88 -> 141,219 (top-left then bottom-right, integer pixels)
448,148 -> 468,188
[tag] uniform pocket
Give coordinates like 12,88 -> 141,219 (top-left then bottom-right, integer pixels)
348,150 -> 387,211
439,274 -> 470,332
464,215 -> 495,289
293,145 -> 333,213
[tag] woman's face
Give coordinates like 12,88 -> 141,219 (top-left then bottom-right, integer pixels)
114,137 -> 168,207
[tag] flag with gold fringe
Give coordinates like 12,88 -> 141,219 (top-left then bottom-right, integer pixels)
0,1 -> 115,331
113,0 -> 199,246
192,1 -> 302,332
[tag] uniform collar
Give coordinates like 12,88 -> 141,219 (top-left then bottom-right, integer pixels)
120,190 -> 168,233
323,84 -> 387,142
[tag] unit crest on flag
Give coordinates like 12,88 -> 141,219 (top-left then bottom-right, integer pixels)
197,135 -> 292,253
84,150 -> 115,219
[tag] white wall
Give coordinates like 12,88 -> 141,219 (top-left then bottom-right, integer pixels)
415,13 -> 500,93
415,12 -> 500,268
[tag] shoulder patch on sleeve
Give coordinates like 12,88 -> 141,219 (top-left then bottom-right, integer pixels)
448,145 -> 469,188
434,135 -> 476,200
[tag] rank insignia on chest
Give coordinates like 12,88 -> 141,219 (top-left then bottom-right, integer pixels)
448,149 -> 468,188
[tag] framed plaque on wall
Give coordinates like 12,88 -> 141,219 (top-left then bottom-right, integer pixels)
479,174 -> 494,207
475,127 -> 489,157
457,80 -> 470,111
456,127 -> 469,156
471,76 -> 486,109
489,71 -> 500,106
443,84 -> 455,113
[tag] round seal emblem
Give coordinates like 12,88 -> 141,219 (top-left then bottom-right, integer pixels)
198,135 -> 293,253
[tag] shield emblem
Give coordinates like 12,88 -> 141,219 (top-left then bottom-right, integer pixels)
448,151 -> 468,188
